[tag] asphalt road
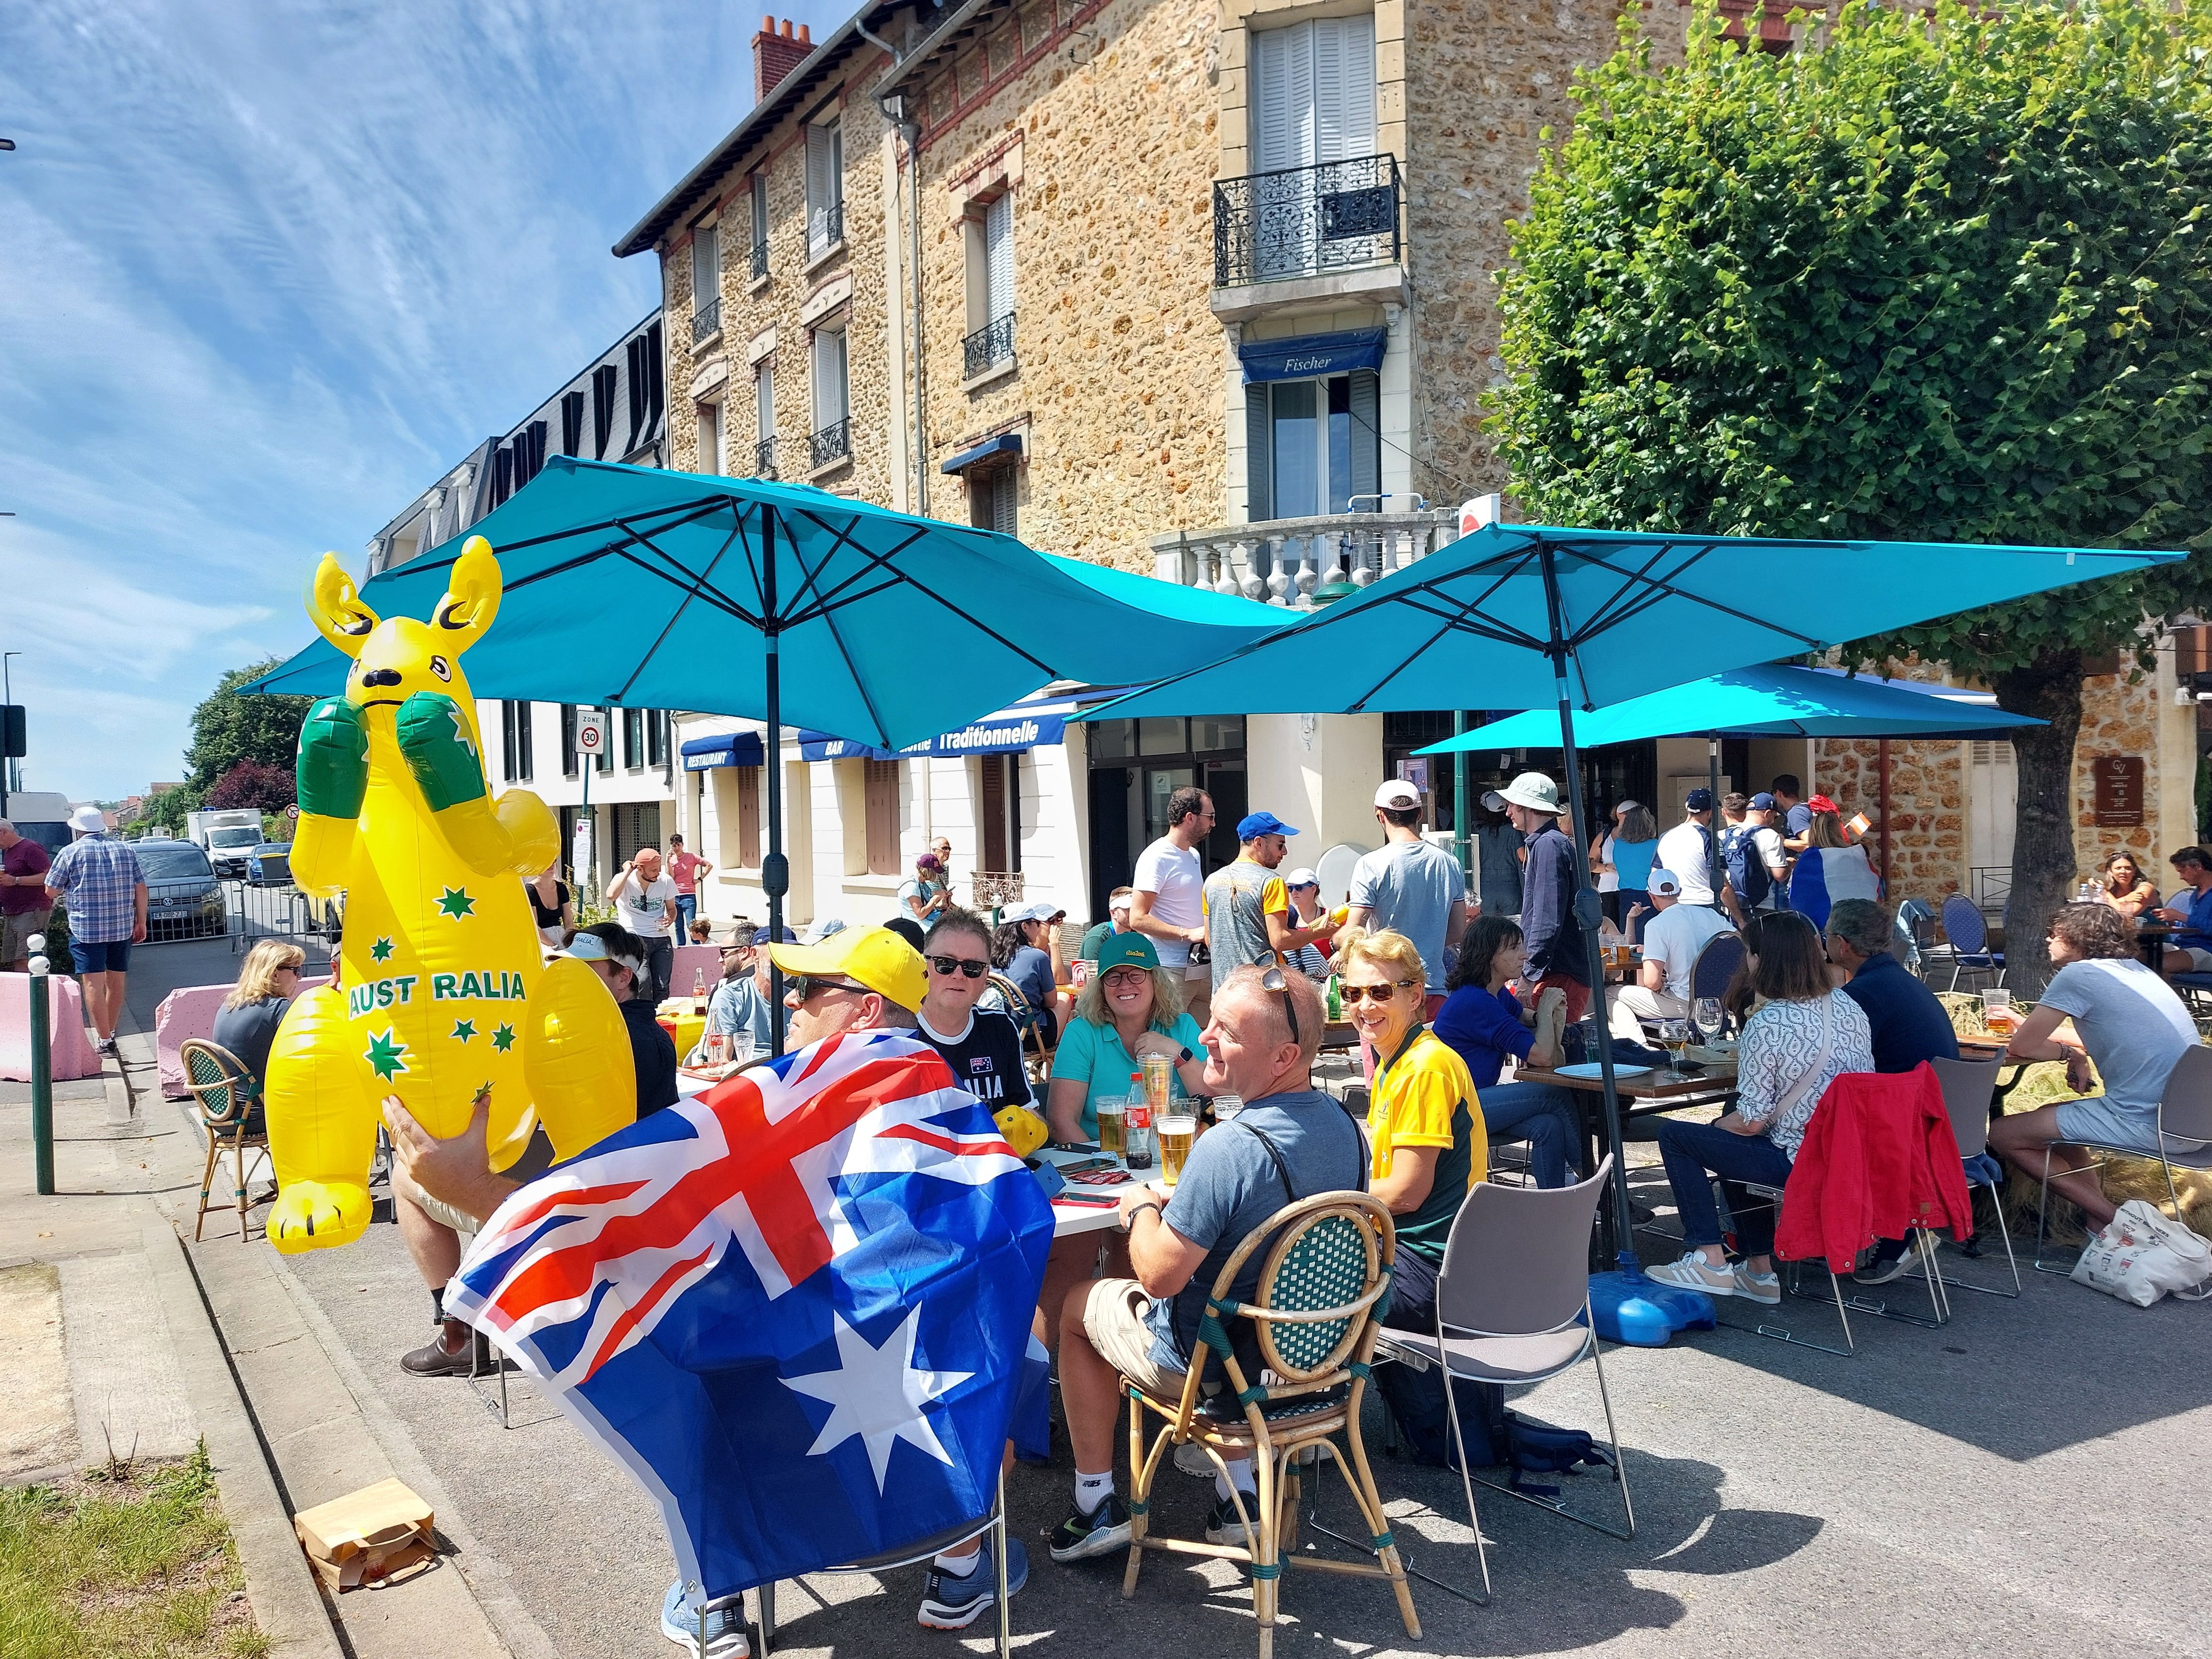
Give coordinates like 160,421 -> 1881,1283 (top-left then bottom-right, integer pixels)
123,941 -> 2212,1657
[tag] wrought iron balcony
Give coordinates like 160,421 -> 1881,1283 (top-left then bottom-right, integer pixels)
1149,507 -> 1458,607
962,311 -> 1016,379
691,295 -> 721,344
1214,154 -> 1403,289
809,417 -> 851,470
750,238 -> 768,280
807,200 -> 845,262
754,437 -> 776,478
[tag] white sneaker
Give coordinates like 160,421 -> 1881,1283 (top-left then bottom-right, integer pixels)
1647,1251 -> 1738,1298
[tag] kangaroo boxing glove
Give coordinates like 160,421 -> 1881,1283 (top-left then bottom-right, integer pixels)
397,692 -> 489,813
296,697 -> 369,820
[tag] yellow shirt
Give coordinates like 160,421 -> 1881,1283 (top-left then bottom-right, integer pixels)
1367,1028 -> 1486,1259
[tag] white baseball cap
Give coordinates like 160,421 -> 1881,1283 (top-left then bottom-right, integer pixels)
1283,867 -> 1320,889
1374,780 -> 1422,811
1648,869 -> 1683,898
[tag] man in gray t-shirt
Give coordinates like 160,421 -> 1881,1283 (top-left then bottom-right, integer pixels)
1346,782 -> 1469,1001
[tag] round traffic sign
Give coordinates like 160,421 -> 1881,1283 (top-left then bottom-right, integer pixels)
576,724 -> 604,753
285,803 -> 300,819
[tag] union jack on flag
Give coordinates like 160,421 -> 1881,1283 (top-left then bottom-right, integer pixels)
446,1029 -> 1054,1598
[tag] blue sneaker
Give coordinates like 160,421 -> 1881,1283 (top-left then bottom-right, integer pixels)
917,1535 -> 1028,1630
660,1580 -> 746,1657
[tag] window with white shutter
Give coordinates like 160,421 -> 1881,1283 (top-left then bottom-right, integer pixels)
812,328 -> 848,431
806,121 -> 843,259
985,192 -> 1014,323
691,223 -> 718,310
1252,17 -> 1375,170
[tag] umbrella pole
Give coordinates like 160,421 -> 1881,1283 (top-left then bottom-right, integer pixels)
1708,735 -> 1725,917
763,511 -> 788,1055
1537,549 -> 1638,1274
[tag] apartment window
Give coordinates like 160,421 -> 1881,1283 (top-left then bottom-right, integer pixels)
623,707 -> 645,768
560,703 -> 579,778
750,173 -> 770,277
596,706 -> 614,774
501,700 -> 520,781
805,119 -> 844,260
969,467 -> 1017,535
499,700 -> 534,782
810,327 -> 850,467
691,222 -> 720,343
979,754 -> 1021,874
591,365 -> 618,458
863,759 -> 900,876
560,390 -> 586,457
648,710 -> 669,767
962,191 -> 1016,377
611,802 -> 663,867
1246,371 -> 1379,520
697,399 -> 722,475
754,359 -> 775,475
1252,17 -> 1377,173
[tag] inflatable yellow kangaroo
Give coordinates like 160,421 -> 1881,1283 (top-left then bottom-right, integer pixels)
263,536 -> 636,1252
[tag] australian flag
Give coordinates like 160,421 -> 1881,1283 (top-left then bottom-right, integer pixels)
446,1029 -> 1054,1598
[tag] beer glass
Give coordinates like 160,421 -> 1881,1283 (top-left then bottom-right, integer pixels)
1158,1114 -> 1197,1187
1096,1095 -> 1128,1160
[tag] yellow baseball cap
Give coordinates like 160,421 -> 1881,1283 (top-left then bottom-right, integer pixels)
768,924 -> 929,1012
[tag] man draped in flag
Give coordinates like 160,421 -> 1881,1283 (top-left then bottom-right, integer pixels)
427,925 -> 1053,1654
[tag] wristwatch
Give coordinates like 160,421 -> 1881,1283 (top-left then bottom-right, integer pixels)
1122,1200 -> 1162,1233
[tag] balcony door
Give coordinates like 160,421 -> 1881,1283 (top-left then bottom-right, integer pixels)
1251,16 -> 1378,278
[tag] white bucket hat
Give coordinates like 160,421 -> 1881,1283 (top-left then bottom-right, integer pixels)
1497,771 -> 1562,814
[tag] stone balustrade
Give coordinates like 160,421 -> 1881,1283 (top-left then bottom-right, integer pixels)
1148,510 -> 1461,607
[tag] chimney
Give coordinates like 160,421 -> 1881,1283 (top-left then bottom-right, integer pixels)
754,15 -> 814,102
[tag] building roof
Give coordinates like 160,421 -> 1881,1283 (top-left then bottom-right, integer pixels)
612,2 -> 905,259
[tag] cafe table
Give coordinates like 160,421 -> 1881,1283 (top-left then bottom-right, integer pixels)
2137,923 -> 2176,976
1037,1143 -> 1165,1239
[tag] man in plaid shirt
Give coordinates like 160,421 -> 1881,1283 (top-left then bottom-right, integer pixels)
44,806 -> 146,1056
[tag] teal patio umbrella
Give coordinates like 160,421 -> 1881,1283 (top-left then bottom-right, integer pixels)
1077,522 -> 2180,1290
245,459 -> 1290,1044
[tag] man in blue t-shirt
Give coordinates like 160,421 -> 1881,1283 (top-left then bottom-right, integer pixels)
1049,967 -> 1360,1565
1771,774 -> 1814,852
2153,846 -> 2212,973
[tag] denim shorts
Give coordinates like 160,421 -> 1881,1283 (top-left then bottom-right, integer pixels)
71,936 -> 132,973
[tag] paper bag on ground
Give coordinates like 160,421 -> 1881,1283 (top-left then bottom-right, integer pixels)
294,1477 -> 435,1591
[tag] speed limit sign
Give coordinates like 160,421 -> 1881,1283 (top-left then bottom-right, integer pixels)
574,710 -> 609,760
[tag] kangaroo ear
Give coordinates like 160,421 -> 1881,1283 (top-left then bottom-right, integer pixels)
306,554 -> 378,658
431,536 -> 502,653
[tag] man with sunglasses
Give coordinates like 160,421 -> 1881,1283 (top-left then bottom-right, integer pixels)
916,908 -> 1033,1109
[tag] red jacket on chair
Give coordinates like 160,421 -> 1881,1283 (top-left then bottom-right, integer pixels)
1775,1064 -> 1975,1271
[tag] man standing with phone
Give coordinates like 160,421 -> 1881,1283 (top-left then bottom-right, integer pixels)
606,845 -> 679,1006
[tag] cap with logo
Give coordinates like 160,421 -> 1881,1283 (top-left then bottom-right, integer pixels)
1236,810 -> 1300,841
768,924 -> 929,1011
1684,788 -> 1714,812
1373,780 -> 1423,812
1748,792 -> 1777,811
562,931 -> 645,976
1093,931 -> 1161,974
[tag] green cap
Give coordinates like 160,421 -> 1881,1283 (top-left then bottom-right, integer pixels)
1094,931 -> 1161,973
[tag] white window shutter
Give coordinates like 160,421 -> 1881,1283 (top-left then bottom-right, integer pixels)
755,361 -> 774,442
813,330 -> 847,430
985,193 -> 1014,322
1314,17 -> 1375,163
1254,23 -> 1310,173
806,125 -> 836,253
692,224 -> 717,309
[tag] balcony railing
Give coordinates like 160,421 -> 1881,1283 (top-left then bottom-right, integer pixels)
1150,508 -> 1458,606
691,295 -> 721,343
1214,154 -> 1403,288
807,199 -> 845,262
750,238 -> 768,280
962,311 -> 1016,379
809,417 -> 851,470
754,436 -> 776,478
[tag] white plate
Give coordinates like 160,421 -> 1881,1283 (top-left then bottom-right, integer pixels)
1555,1063 -> 1652,1080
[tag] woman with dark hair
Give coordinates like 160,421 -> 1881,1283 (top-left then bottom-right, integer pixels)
1989,903 -> 2202,1231
1435,915 -> 1582,1187
1647,911 -> 1873,1303
2094,851 -> 2158,920
1593,801 -> 1659,939
1787,796 -> 1880,931
990,904 -> 1066,1045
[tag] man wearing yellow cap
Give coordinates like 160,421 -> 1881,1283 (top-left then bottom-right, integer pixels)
767,922 -> 930,1045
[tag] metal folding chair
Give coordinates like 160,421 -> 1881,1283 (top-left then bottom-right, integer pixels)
2033,1043 -> 2212,1273
1911,1055 -> 2020,1298
1933,894 -> 2004,992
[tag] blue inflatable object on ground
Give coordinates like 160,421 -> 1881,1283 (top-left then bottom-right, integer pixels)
1587,1268 -> 1716,1346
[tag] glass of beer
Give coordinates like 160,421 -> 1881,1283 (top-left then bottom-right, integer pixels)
1096,1095 -> 1128,1160
1981,989 -> 2015,1038
1140,1053 -> 1173,1117
1158,1114 -> 1198,1187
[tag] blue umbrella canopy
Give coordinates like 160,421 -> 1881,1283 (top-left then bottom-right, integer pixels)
1415,664 -> 2048,751
242,459 -> 1288,748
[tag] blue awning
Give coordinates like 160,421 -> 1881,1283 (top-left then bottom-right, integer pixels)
796,690 -> 1078,763
679,731 -> 765,770
1238,327 -> 1387,384
941,433 -> 1024,475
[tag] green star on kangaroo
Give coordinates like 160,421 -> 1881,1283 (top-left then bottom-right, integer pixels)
451,1019 -> 477,1044
363,1029 -> 410,1081
490,1023 -> 517,1053
369,935 -> 395,963
435,885 -> 476,920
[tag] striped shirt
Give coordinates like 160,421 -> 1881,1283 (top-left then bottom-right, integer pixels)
44,833 -> 144,944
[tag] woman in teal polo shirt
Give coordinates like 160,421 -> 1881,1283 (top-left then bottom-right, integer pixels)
1044,931 -> 1209,1143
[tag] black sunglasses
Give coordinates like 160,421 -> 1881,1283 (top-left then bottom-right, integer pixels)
927,954 -> 990,979
1337,980 -> 1416,1005
785,975 -> 868,1003
1260,965 -> 1302,1045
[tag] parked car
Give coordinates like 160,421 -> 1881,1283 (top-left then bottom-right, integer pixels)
244,843 -> 292,887
132,838 -> 229,941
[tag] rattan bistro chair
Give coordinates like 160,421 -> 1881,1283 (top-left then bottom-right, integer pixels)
1121,1191 -> 1416,1659
181,1038 -> 270,1243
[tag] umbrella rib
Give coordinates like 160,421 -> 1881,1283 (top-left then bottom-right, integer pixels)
1557,538 -> 1832,653
1389,592 -> 1551,652
603,519 -> 747,704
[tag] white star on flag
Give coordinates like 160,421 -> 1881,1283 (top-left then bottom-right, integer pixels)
781,1310 -> 972,1493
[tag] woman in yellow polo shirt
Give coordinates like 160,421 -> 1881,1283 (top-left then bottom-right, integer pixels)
1341,928 -> 1488,1463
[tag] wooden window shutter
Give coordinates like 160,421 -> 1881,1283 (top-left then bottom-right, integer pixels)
980,755 -> 1008,871
739,766 -> 762,868
864,760 -> 900,875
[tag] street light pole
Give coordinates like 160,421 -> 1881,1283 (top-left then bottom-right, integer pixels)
2,650 -> 19,816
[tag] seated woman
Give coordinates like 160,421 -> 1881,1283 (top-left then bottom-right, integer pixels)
1989,902 -> 2202,1232
211,939 -> 306,1136
1044,932 -> 1208,1145
1648,912 -> 1874,1304
992,905 -> 1072,1047
1433,915 -> 1581,1188
2093,851 -> 2159,921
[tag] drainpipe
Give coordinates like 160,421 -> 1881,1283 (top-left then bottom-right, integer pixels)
1878,738 -> 1892,894
859,15 -> 928,516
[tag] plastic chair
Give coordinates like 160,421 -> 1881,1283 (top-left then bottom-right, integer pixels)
1370,1158 -> 1634,1605
1932,895 -> 2005,991
1914,1056 -> 2021,1298
1121,1191 -> 1416,1659
2033,1042 -> 2212,1273
181,1038 -> 270,1243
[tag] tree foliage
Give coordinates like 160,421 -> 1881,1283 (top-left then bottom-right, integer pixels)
206,758 -> 295,813
180,660 -> 314,811
1488,0 -> 2212,988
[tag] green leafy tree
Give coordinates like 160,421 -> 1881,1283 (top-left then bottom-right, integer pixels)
1489,0 -> 2212,992
179,660 -> 315,818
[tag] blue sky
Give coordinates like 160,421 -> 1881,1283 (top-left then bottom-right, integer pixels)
1,0 -> 841,805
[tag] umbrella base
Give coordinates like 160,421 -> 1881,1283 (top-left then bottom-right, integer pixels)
1588,1269 -> 1715,1347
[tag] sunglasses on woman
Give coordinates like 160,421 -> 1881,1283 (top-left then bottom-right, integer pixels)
1338,980 -> 1416,1005
927,954 -> 989,979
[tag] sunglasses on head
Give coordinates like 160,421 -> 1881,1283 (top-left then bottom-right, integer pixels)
1338,980 -> 1415,1005
1260,964 -> 1302,1044
927,954 -> 989,979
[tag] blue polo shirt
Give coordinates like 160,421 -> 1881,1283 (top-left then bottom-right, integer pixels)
2171,882 -> 2212,950
1839,951 -> 1958,1074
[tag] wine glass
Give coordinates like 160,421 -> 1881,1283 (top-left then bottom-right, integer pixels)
1658,1018 -> 1691,1080
1693,997 -> 1724,1044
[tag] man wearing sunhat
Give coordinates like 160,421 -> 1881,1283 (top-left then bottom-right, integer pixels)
1203,810 -> 1331,991
43,804 -> 146,1055
1498,772 -> 1593,1023
1342,781 -> 1469,1017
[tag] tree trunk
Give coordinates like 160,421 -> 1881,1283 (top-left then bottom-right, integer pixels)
1992,649 -> 2085,999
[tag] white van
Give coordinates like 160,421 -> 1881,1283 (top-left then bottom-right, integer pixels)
1,791 -> 74,859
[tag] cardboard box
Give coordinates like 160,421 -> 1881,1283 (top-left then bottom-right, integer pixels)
294,1477 -> 436,1592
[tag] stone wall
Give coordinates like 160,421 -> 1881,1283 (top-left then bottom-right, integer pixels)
1812,736 -> 1965,899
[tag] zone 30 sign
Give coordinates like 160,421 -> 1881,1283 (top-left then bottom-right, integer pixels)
573,710 -> 609,758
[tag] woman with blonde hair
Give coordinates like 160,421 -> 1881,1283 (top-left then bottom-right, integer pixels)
214,940 -> 308,1131
1045,931 -> 1207,1145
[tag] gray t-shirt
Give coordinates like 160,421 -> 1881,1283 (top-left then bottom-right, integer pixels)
1203,859 -> 1286,990
1349,838 -> 1466,991
2036,958 -> 2197,1118
1144,1088 -> 1366,1371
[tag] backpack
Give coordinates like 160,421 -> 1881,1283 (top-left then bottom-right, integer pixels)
1720,824 -> 1770,909
1383,1364 -> 1613,1493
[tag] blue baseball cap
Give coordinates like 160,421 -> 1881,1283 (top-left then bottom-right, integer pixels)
1685,788 -> 1714,811
1237,811 -> 1300,841
1748,792 -> 1777,810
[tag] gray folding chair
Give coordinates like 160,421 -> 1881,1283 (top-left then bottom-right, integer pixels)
1910,1056 -> 2020,1298
2034,1042 -> 2212,1273
1369,1158 -> 1634,1605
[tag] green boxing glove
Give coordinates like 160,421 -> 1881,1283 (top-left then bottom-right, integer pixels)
397,692 -> 489,814
296,697 -> 369,820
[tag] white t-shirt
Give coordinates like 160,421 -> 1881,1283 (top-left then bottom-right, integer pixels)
1656,820 -> 1717,906
1595,834 -> 1619,894
1132,837 -> 1204,967
613,869 -> 678,938
1640,901 -> 1735,1000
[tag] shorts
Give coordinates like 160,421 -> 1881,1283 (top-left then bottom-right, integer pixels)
1081,1278 -> 1188,1400
396,1127 -> 555,1233
1535,972 -> 1591,1025
2054,1095 -> 2208,1157
72,936 -> 132,973
2,908 -> 50,961
2180,947 -> 2212,973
